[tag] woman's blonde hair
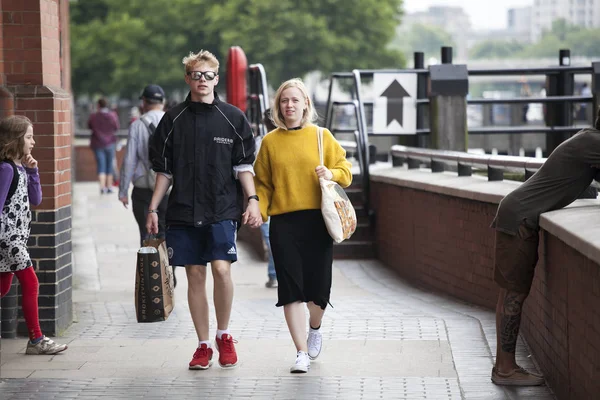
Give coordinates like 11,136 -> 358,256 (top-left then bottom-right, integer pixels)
0,115 -> 32,161
182,50 -> 219,73
272,78 -> 318,129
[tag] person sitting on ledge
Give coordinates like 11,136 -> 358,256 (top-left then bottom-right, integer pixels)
490,105 -> 600,386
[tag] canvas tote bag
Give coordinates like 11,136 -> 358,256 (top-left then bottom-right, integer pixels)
317,127 -> 357,243
135,237 -> 175,322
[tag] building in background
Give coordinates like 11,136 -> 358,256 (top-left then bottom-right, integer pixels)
508,6 -> 533,43
532,0 -> 600,41
466,6 -> 533,53
402,6 -> 472,60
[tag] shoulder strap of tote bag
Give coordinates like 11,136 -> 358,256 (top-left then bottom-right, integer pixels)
317,126 -> 324,166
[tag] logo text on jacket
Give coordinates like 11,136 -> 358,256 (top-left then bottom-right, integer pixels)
214,137 -> 234,145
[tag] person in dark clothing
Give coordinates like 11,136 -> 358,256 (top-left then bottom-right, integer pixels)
147,50 -> 261,371
490,106 -> 600,386
119,84 -> 169,246
88,98 -> 119,194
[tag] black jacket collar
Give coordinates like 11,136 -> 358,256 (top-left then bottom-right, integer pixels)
185,91 -> 221,113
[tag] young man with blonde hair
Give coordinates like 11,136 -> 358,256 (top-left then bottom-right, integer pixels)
147,50 -> 262,370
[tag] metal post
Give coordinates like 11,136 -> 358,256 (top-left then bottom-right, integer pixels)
414,52 -> 428,148
414,52 -> 424,69
441,47 -> 453,64
559,49 -> 571,67
324,75 -> 335,130
429,61 -> 469,151
352,69 -> 371,213
546,49 -> 574,155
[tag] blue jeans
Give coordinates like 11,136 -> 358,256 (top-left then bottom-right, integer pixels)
93,144 -> 116,175
260,220 -> 276,279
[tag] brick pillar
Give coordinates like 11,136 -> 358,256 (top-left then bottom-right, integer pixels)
0,0 -> 73,338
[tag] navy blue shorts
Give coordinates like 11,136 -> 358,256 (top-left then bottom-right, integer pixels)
165,220 -> 238,266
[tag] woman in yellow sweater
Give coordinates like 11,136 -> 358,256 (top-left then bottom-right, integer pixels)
254,78 -> 352,373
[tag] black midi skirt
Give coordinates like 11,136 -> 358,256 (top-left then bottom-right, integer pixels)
269,209 -> 333,310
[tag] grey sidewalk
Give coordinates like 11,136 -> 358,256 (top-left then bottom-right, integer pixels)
0,183 -> 556,399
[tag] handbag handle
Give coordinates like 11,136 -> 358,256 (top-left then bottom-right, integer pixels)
317,127 -> 324,166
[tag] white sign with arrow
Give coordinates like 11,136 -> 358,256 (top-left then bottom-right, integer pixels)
372,73 -> 417,134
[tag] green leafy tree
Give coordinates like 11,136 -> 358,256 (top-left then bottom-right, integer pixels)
468,18 -> 600,60
209,0 -> 405,86
70,0 -> 223,97
70,0 -> 405,97
469,40 -> 525,59
568,27 -> 600,57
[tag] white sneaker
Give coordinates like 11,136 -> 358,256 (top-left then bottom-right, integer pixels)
307,329 -> 322,360
290,351 -> 310,373
26,336 -> 68,355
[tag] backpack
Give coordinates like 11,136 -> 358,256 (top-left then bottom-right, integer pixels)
1,159 -> 19,207
133,116 -> 158,190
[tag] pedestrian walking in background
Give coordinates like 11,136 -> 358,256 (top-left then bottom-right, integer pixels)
119,84 -> 169,246
88,98 -> 119,194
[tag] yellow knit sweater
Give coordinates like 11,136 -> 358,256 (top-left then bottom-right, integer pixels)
254,125 -> 353,222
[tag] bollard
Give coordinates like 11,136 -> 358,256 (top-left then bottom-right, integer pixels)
546,49 -> 575,155
428,49 -> 469,151
441,47 -> 453,64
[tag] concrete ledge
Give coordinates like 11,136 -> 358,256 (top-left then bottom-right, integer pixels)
540,200 -> 600,264
371,166 -> 518,204
371,166 -> 600,265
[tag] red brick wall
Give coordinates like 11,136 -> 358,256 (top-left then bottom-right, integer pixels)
371,182 -> 499,309
522,233 -> 600,400
0,0 -> 74,337
371,180 -> 600,400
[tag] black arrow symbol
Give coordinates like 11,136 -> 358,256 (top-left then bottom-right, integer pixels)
380,79 -> 410,127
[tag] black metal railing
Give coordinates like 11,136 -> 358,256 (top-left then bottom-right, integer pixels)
390,145 -> 545,181
322,48 -> 599,217
247,63 -> 270,137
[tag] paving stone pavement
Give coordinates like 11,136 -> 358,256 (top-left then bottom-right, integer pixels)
0,183 -> 557,399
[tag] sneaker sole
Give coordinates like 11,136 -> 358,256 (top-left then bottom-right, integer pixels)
290,366 -> 309,373
26,345 -> 68,355
308,350 -> 320,360
189,360 -> 213,370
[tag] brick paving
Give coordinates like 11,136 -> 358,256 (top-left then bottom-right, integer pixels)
0,183 -> 557,399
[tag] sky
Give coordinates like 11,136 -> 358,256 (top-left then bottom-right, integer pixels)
403,0 -> 534,30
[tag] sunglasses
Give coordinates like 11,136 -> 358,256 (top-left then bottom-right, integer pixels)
187,71 -> 217,81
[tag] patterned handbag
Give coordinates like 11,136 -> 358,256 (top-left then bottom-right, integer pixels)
317,127 -> 357,243
135,238 -> 175,322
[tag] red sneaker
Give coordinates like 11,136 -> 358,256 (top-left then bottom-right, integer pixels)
188,343 -> 213,370
215,333 -> 238,368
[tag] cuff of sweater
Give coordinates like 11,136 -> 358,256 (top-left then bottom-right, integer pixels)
331,169 -> 342,183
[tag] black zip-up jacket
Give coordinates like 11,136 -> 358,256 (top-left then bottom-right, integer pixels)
149,93 -> 255,227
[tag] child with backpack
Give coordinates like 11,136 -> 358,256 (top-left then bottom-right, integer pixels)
0,115 -> 68,355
